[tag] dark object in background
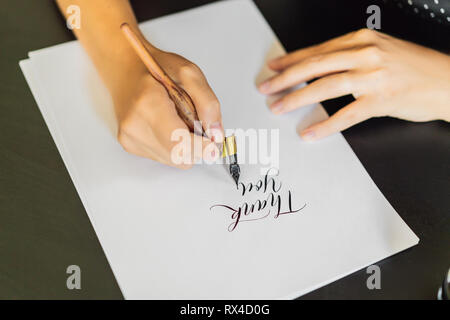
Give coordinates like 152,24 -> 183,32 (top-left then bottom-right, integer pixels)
388,0 -> 450,27
382,0 -> 450,51
129,0 -> 450,52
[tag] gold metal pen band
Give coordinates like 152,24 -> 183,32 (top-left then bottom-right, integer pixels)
222,135 -> 237,157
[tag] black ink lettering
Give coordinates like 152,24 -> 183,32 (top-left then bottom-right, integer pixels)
210,169 -> 306,231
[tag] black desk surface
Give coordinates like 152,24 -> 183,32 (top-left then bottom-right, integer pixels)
0,0 -> 448,299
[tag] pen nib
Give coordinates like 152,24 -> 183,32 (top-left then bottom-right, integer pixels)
233,174 -> 239,187
230,163 -> 240,188
224,136 -> 240,188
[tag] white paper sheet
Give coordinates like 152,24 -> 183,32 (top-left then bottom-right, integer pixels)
20,0 -> 418,299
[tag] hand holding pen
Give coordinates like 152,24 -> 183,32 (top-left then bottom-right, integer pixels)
56,0 -> 224,168
121,23 -> 241,185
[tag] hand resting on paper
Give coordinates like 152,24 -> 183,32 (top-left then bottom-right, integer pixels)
56,0 -> 223,168
259,28 -> 450,141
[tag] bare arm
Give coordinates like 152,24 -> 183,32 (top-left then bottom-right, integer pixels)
56,0 -> 223,167
56,0 -> 148,99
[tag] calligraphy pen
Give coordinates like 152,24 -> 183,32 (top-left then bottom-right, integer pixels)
120,23 -> 240,186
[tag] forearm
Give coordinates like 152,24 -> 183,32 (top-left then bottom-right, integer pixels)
55,0 -> 152,96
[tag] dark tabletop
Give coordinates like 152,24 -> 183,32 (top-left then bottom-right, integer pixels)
0,0 -> 448,300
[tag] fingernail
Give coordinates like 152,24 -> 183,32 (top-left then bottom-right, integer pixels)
209,122 -> 224,143
301,129 -> 316,142
270,101 -> 283,114
259,81 -> 271,94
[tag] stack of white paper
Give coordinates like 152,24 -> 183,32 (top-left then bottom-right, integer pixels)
20,0 -> 418,299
